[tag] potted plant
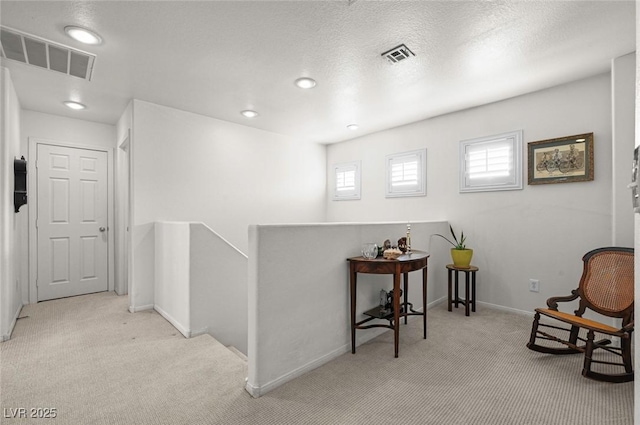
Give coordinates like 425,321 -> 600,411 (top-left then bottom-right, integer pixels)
433,225 -> 473,268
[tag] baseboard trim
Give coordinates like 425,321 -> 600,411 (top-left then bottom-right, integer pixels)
476,300 -> 532,317
1,304 -> 23,342
245,381 -> 260,397
246,296 -> 447,398
189,327 -> 209,338
129,304 -> 154,313
153,304 -> 190,338
428,296 -> 446,308
246,343 -> 347,398
227,345 -> 248,362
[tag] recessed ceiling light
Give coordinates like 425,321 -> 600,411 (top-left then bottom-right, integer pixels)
64,26 -> 103,45
241,110 -> 259,118
63,101 -> 86,110
347,124 -> 359,130
294,77 -> 317,89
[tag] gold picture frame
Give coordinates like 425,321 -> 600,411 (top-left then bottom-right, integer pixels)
528,133 -> 594,185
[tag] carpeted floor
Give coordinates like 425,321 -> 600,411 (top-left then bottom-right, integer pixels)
0,292 -> 633,425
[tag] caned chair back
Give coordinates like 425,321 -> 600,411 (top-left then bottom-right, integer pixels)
580,247 -> 634,322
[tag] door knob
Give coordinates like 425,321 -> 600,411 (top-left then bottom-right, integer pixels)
99,227 -> 106,232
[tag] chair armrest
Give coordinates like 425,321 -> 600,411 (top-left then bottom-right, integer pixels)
546,289 -> 579,310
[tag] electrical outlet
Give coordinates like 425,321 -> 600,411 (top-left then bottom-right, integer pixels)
529,279 -> 540,293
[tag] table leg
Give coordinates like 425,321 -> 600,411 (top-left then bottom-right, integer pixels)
454,271 -> 459,308
465,271 -> 470,316
393,270 -> 401,358
447,268 -> 452,312
472,271 -> 476,313
350,265 -> 357,354
403,272 -> 409,325
422,267 -> 427,339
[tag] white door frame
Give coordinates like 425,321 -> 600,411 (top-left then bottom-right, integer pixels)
28,137 -> 115,304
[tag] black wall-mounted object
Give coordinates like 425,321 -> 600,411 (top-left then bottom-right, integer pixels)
630,146 -> 640,213
14,156 -> 27,213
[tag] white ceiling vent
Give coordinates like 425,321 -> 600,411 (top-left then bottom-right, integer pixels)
381,44 -> 415,64
0,26 -> 96,80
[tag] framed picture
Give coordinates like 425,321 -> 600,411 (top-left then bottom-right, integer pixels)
528,133 -> 594,185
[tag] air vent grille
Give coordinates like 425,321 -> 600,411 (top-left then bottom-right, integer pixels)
381,44 -> 415,64
0,26 -> 96,80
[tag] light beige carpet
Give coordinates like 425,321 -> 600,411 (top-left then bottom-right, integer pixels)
0,292 -> 633,425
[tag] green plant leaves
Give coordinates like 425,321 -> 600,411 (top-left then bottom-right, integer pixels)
439,225 -> 466,250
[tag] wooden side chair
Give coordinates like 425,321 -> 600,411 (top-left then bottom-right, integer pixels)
527,247 -> 634,383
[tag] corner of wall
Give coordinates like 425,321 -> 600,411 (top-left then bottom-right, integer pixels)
0,66 -> 24,340
611,53 -> 636,248
130,222 -> 156,311
246,225 -> 260,389
634,9 -> 640,425
153,222 -> 191,336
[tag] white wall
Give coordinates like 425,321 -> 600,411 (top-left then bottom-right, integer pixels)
116,102 -> 133,148
0,67 -> 23,341
129,100 -> 327,310
327,73 -> 616,314
612,53 -> 636,247
154,222 -> 191,336
19,110 -> 116,304
190,222 -> 248,354
246,221 -> 450,397
150,221 -> 248,353
21,110 -> 116,150
115,101 -> 133,296
131,100 -> 327,253
116,102 -> 149,312
634,8 -> 639,423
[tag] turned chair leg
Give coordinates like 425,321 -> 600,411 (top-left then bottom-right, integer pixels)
568,324 -> 579,345
622,336 -> 633,374
527,312 -> 541,347
582,329 -> 595,377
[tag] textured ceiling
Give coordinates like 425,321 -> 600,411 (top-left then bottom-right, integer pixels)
0,1 -> 635,144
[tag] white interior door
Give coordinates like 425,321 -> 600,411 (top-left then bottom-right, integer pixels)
37,144 -> 108,301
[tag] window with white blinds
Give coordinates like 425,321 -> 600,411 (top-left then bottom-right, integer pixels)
337,169 -> 356,191
385,149 -> 426,197
459,130 -> 523,192
332,161 -> 361,200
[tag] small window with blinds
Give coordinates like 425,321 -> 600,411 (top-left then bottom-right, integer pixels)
332,161 -> 361,200
460,130 -> 523,192
385,149 -> 426,197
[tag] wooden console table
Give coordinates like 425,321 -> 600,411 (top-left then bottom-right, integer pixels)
347,250 -> 429,358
